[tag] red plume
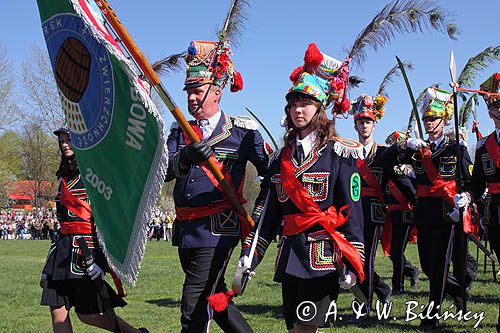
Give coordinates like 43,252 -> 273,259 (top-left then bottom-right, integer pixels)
333,97 -> 351,115
289,66 -> 303,83
207,291 -> 236,312
304,43 -> 323,71
341,97 -> 351,112
230,70 -> 243,92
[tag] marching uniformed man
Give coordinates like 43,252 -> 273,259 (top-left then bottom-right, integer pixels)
384,131 -> 420,295
351,94 -> 392,313
464,73 -> 500,332
382,87 -> 473,329
238,43 -> 365,332
165,40 -> 268,333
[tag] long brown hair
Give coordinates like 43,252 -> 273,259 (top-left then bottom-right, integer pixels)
284,93 -> 337,147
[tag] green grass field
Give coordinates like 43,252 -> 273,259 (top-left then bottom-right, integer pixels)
0,239 -> 498,332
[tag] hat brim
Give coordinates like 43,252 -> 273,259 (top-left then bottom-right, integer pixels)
183,81 -> 212,91
53,129 -> 69,136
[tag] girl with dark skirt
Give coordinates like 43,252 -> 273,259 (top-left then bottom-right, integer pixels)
40,126 -> 147,333
237,44 -> 365,333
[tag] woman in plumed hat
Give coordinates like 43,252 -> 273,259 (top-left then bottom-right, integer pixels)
40,126 -> 147,333
238,43 -> 365,332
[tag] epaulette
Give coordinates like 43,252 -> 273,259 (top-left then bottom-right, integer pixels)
169,122 -> 179,131
476,136 -> 487,150
231,116 -> 259,130
333,137 -> 363,159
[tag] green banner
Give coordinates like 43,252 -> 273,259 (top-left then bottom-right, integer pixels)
36,0 -> 168,285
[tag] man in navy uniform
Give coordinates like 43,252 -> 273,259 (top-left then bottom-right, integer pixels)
383,87 -> 473,329
165,40 -> 268,333
463,73 -> 500,332
384,131 -> 420,295
351,94 -> 393,313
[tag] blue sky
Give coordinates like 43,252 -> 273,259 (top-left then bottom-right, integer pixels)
1,0 -> 499,146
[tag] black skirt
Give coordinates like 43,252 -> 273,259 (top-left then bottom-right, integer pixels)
42,232 -> 108,281
40,231 -> 124,314
41,278 -> 126,314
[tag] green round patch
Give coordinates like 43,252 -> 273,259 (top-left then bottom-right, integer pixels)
350,172 -> 361,202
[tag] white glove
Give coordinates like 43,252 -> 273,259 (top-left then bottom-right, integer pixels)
237,255 -> 256,279
448,207 -> 460,223
454,193 -> 470,209
339,270 -> 357,289
406,138 -> 428,151
86,263 -> 104,280
238,255 -> 252,269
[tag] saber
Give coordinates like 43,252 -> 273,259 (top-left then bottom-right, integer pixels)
396,56 -> 424,139
245,107 -> 279,151
76,237 -> 121,333
335,255 -> 368,305
232,191 -> 271,295
468,233 -> 497,263
449,50 -> 468,312
94,0 -> 255,229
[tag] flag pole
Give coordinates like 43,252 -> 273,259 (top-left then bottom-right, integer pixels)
94,0 -> 255,229
449,50 -> 467,312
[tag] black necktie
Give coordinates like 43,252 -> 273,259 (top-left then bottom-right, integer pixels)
430,142 -> 436,152
295,145 -> 304,164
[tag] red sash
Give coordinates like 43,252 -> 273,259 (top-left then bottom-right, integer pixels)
60,178 -> 92,222
357,159 -> 391,256
179,123 -> 249,240
280,147 -> 364,282
484,132 -> 500,170
487,183 -> 500,193
357,159 -> 385,203
60,221 -> 93,235
419,148 -> 472,233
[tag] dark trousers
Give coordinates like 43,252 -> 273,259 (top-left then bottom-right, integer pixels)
487,224 -> 500,328
178,247 -> 253,333
360,225 -> 392,312
389,224 -> 419,292
417,224 -> 463,313
489,224 -> 500,268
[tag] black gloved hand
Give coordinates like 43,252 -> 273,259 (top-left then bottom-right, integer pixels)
178,141 -> 212,168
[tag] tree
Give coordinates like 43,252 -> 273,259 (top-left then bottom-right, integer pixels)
0,42 -> 20,131
19,121 -> 59,208
22,44 -> 64,133
0,131 -> 23,207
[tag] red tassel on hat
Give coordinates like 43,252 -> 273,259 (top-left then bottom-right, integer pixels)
289,66 -> 303,83
207,291 -> 236,312
341,97 -> 351,112
304,43 -> 323,70
230,70 -> 243,92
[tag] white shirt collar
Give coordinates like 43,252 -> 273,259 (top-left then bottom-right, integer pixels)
429,135 -> 444,149
198,110 -> 222,139
363,140 -> 375,158
296,130 -> 317,157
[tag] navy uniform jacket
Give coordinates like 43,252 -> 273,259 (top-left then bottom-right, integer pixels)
43,174 -> 108,280
385,166 -> 416,225
166,111 -> 269,248
470,132 -> 500,225
56,175 -> 90,224
383,136 -> 473,225
360,144 -> 392,225
242,139 -> 365,282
